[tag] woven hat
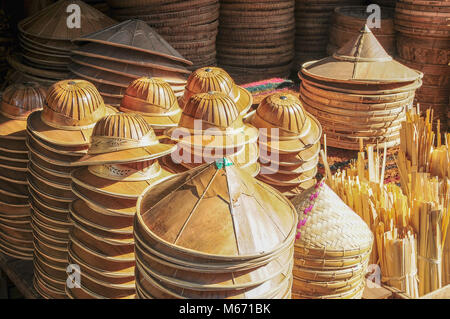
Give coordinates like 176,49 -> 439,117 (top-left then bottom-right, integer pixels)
27,79 -> 116,147
120,77 -> 182,129
167,92 -> 258,149
0,82 -> 46,139
74,113 -> 176,166
249,93 -> 322,153
179,67 -> 252,116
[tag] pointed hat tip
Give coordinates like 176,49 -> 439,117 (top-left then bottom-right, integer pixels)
361,24 -> 372,33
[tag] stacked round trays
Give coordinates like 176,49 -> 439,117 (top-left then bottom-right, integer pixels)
328,6 -> 396,55
290,181 -> 373,299
134,161 -> 297,299
395,0 -> 450,129
25,79 -> 116,299
299,26 -> 423,150
9,0 -> 115,87
0,83 -> 46,261
217,0 -> 295,84
163,91 -> 260,177
293,0 -> 365,70
106,0 -> 219,70
66,113 -> 175,299
246,93 -> 322,199
69,19 -> 192,107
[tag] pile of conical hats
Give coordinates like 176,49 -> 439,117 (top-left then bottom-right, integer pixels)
217,0 -> 295,84
106,0 -> 220,70
299,26 -> 423,150
293,0 -> 364,70
8,0 -> 115,87
69,19 -> 192,107
120,77 -> 183,136
26,79 -> 115,299
134,160 -> 297,299
290,181 -> 373,299
163,91 -> 260,177
395,0 -> 450,129
0,82 -> 46,261
66,113 -> 175,299
246,93 -> 322,199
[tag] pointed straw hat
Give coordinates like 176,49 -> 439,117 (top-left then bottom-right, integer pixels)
167,92 -> 258,149
73,113 -> 176,166
179,67 -> 252,116
27,79 -> 116,147
120,77 -> 182,129
0,82 -> 46,140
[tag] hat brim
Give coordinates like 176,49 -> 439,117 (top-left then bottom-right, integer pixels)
259,141 -> 321,164
159,155 -> 190,175
0,137 -> 28,153
71,166 -> 173,199
119,107 -> 181,129
258,166 -> 318,186
73,142 -> 177,167
235,86 -> 253,116
0,113 -> 27,140
27,106 -> 116,147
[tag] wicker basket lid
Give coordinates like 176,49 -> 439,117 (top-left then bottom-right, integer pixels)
0,82 -> 46,139
27,79 -> 116,146
18,0 -> 116,41
74,19 -> 192,66
167,92 -> 258,149
136,160 -> 297,260
120,77 -> 182,129
301,25 -> 422,84
291,181 -> 373,258
74,113 -> 176,166
179,67 -> 252,116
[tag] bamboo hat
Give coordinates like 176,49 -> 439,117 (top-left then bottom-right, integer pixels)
179,67 -> 253,116
301,25 -> 422,85
167,92 -> 259,149
249,93 -> 322,152
0,82 -> 46,140
27,79 -> 116,147
74,113 -> 176,166
120,77 -> 182,129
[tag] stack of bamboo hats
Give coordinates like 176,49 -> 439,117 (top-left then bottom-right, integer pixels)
247,93 -> 322,199
299,26 -> 423,150
163,91 -> 260,177
120,77 -> 183,136
328,6 -> 396,55
134,160 -> 297,299
26,79 -> 115,299
8,0 -> 115,87
395,0 -> 449,129
69,19 -> 192,107
217,0 -> 295,84
106,0 -> 219,70
66,113 -> 175,299
0,83 -> 46,261
290,181 -> 373,299
293,0 -> 364,70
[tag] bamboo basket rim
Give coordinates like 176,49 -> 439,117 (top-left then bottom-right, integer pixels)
293,281 -> 365,299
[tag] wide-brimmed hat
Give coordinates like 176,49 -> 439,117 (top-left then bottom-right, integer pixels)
0,82 -> 46,140
248,93 -> 322,153
74,113 -> 176,166
120,77 -> 182,129
26,79 -> 116,147
179,67 -> 252,116
167,92 -> 258,149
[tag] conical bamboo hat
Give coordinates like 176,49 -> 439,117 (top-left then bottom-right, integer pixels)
136,160 -> 297,260
74,19 -> 192,66
301,25 -> 422,84
18,0 -> 116,41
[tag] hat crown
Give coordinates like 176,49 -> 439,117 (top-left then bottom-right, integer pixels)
1,82 -> 46,118
124,77 -> 178,111
92,113 -> 157,141
43,80 -> 106,125
256,93 -> 308,134
186,67 -> 235,96
183,92 -> 240,129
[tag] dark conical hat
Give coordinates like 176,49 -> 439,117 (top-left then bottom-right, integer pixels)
301,25 -> 422,84
73,19 -> 192,66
